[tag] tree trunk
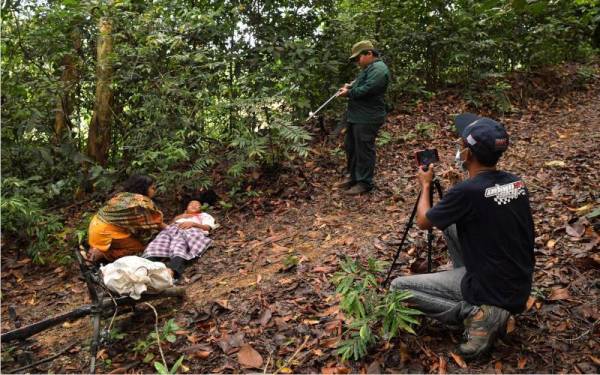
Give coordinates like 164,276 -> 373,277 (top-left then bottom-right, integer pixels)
88,18 -> 113,166
54,56 -> 77,143
54,30 -> 81,144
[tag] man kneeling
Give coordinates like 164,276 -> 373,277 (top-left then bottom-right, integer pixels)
391,114 -> 535,359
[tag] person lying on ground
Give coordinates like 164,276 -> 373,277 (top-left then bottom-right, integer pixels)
143,200 -> 217,280
87,175 -> 167,263
391,114 -> 535,360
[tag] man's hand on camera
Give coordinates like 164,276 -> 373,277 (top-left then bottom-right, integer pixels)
417,164 -> 434,187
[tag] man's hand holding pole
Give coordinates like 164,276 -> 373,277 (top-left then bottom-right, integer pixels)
337,83 -> 352,97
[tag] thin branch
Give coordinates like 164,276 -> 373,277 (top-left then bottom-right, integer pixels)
143,302 -> 168,370
273,335 -> 309,374
8,342 -> 78,374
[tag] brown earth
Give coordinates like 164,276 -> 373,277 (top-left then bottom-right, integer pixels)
1,65 -> 599,374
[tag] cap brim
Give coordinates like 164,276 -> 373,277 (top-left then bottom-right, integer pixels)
348,52 -> 361,61
455,113 -> 482,137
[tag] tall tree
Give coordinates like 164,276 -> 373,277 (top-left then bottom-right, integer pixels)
87,17 -> 113,166
54,30 -> 81,144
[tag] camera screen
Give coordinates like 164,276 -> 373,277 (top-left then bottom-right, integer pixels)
415,149 -> 439,166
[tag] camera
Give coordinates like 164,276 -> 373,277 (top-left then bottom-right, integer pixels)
414,148 -> 439,168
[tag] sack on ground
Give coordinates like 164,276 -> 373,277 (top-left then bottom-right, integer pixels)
100,256 -> 174,299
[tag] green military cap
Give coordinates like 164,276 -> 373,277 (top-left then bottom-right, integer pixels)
349,40 -> 375,61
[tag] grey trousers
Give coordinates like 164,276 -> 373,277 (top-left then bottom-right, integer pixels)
390,225 -> 476,325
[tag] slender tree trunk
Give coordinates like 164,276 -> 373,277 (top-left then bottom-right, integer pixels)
54,31 -> 81,144
88,18 -> 113,166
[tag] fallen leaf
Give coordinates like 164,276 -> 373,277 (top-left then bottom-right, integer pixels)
526,296 -> 536,311
450,352 -> 467,368
237,344 -> 263,369
319,336 -> 340,349
279,367 -> 293,374
302,319 -> 320,325
495,360 -> 503,374
589,355 -> 600,366
438,356 -> 447,374
313,266 -> 334,273
566,204 -> 592,214
366,360 -> 381,374
259,308 -> 272,326
566,222 -> 585,238
181,343 -> 213,359
96,348 -> 108,360
194,351 -> 211,360
316,305 -> 339,317
217,332 -> 245,354
322,367 -> 350,374
544,160 -> 566,168
548,287 -> 570,301
554,321 -> 568,331
546,239 -> 556,249
518,356 -> 527,369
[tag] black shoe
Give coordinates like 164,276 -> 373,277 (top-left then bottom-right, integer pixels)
344,183 -> 372,195
335,179 -> 356,190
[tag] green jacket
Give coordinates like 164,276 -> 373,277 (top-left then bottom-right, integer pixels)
347,59 -> 390,125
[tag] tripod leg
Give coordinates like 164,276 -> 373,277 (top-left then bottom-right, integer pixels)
383,191 -> 421,287
89,313 -> 101,374
427,183 -> 435,273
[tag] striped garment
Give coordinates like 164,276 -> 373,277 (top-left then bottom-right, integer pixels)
96,192 -> 164,234
142,224 -> 212,260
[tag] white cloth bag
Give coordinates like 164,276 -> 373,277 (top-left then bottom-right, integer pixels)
100,256 -> 174,300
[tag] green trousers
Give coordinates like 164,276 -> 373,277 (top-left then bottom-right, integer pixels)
344,122 -> 382,188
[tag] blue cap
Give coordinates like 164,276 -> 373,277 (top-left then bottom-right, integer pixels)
455,113 -> 509,165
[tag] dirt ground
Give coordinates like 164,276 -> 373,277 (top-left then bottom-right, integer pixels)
1,67 -> 599,374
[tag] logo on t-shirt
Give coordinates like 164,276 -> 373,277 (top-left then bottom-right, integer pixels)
484,181 -> 526,205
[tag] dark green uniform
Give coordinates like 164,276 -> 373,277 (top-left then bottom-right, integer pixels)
345,59 -> 390,188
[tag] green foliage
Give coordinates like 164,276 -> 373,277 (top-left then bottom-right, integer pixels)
154,355 -> 185,375
108,327 -> 127,341
332,258 -> 421,361
415,122 -> 437,139
133,318 -> 181,356
376,130 -> 393,147
1,180 -> 66,264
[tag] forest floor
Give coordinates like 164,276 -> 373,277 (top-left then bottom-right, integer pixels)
1,65 -> 599,374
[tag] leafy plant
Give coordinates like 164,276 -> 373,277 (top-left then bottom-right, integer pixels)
376,130 -> 394,147
133,319 -> 181,357
154,355 -> 185,375
0,192 -> 65,264
415,122 -> 437,139
332,257 -> 421,361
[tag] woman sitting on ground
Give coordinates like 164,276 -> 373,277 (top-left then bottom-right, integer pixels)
143,200 -> 216,279
87,175 -> 166,262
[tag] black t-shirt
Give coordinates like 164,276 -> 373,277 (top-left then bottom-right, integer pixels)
426,171 -> 535,313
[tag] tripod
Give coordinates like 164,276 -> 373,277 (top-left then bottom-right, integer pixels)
383,178 -> 444,288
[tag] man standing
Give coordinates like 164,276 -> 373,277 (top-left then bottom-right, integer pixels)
391,114 -> 535,359
337,40 -> 390,195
